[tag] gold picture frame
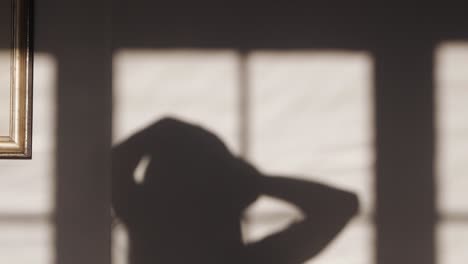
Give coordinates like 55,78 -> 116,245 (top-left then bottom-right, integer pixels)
0,0 -> 33,158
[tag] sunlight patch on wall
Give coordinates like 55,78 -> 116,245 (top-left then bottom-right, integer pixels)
0,53 -> 57,264
112,49 -> 374,264
0,53 -> 56,214
0,222 -> 53,264
113,49 -> 241,153
438,222 -> 468,264
436,42 -> 468,214
247,50 -> 374,264
436,42 -> 468,264
112,222 -> 129,264
113,49 -> 241,264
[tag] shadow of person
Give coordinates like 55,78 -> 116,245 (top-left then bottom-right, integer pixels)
112,117 -> 359,264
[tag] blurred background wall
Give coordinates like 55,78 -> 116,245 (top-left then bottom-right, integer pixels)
0,1 -> 468,264
0,1 -> 112,264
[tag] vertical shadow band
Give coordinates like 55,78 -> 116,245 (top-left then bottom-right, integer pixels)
374,38 -> 437,264
51,2 -> 113,264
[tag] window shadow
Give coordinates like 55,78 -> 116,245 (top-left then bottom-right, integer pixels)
111,3 -> 468,264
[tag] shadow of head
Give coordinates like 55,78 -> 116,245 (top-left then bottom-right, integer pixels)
139,117 -> 260,215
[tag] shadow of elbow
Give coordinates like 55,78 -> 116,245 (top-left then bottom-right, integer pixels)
343,192 -> 360,218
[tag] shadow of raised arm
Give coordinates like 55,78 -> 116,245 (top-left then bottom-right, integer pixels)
247,176 -> 359,264
111,119 -> 165,221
